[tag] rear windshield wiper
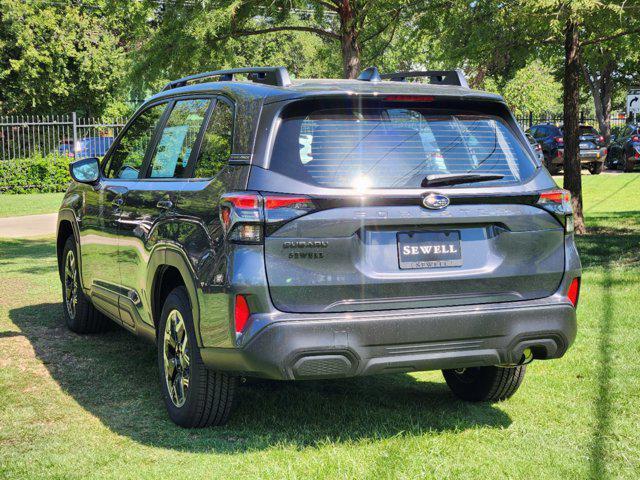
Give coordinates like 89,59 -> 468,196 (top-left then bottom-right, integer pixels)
421,173 -> 505,187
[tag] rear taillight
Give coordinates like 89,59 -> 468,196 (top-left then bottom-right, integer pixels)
537,189 -> 574,233
632,135 -> 640,142
554,136 -> 564,144
567,277 -> 580,307
534,144 -> 542,151
263,194 -> 316,235
234,294 -> 250,333
220,192 -> 317,242
220,193 -> 262,243
556,150 -> 564,158
597,135 -> 604,144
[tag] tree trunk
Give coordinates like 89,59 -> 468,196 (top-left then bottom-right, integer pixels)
563,18 -> 586,235
338,1 -> 361,78
582,60 -> 614,141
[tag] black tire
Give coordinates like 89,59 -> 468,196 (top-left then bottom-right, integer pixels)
157,286 -> 238,427
589,162 -> 603,175
623,156 -> 635,173
442,365 -> 526,402
61,236 -> 110,333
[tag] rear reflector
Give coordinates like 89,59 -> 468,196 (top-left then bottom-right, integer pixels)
567,278 -> 580,307
234,295 -> 250,333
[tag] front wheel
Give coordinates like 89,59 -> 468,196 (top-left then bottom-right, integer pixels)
158,286 -> 239,427
442,365 -> 526,402
61,236 -> 110,333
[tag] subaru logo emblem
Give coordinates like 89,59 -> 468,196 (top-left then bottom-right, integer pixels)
422,193 -> 450,210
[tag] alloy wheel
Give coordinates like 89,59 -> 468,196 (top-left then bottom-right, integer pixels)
163,309 -> 190,408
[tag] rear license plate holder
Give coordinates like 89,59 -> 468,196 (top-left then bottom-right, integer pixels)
397,231 -> 462,269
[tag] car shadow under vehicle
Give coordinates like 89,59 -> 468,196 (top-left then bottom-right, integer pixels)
10,301 -> 512,453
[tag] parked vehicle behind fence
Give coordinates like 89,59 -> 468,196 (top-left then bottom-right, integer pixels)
55,136 -> 114,159
57,66 -> 581,427
528,123 -> 606,175
526,132 -> 544,163
605,124 -> 640,172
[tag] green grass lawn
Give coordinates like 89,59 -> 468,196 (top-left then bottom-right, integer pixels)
1,175 -> 639,479
0,192 -> 64,218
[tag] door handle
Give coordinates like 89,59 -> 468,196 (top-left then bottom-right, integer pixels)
157,200 -> 174,210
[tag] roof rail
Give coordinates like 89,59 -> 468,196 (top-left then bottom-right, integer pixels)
162,67 -> 291,91
381,69 -> 469,88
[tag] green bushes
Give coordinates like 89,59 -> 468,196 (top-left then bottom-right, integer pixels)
0,155 -> 72,194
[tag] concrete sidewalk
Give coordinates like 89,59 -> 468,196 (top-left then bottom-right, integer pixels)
0,213 -> 57,238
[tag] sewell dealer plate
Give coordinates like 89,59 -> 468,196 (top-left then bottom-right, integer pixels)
397,231 -> 462,269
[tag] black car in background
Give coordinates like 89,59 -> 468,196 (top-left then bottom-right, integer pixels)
525,132 -> 544,163
606,124 -> 640,172
528,123 -> 606,175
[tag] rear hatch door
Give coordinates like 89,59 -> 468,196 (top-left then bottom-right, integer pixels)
255,97 -> 565,313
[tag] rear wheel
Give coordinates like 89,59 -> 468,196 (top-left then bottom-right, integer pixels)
442,365 -> 526,402
589,162 -> 603,175
158,286 -> 238,427
623,155 -> 635,173
61,236 -> 110,333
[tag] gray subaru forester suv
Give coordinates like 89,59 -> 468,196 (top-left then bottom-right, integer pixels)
57,66 -> 581,427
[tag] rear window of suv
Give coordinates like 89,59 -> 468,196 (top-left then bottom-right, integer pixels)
269,103 -> 537,189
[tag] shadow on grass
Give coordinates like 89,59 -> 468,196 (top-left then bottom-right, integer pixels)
588,270 -> 616,480
9,301 -> 512,452
577,211 -> 640,269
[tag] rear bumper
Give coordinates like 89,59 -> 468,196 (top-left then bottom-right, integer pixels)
201,298 -> 577,380
549,148 -> 606,165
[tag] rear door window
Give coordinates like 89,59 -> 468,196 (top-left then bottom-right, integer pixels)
192,100 -> 233,179
147,98 -> 211,178
269,104 -> 536,188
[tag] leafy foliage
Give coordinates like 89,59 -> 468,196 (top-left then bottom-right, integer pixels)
0,156 -> 71,194
502,61 -> 563,116
0,0 -> 151,116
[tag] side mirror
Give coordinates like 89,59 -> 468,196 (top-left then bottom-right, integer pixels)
69,157 -> 100,184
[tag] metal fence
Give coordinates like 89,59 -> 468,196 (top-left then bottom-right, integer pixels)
0,113 -> 126,161
514,112 -> 629,131
0,110 -> 633,161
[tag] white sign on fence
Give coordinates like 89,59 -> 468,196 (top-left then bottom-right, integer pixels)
627,89 -> 640,116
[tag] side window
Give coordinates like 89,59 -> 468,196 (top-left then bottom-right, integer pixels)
193,100 -> 233,179
147,98 -> 211,178
104,103 -> 166,179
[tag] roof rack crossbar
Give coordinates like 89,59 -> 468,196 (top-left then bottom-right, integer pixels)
381,69 -> 469,88
162,67 -> 291,91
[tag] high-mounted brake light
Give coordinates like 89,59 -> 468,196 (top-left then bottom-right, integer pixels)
234,294 -> 250,333
567,278 -> 580,307
384,95 -> 435,102
537,189 -> 574,233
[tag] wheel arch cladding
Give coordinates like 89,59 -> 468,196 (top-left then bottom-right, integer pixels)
150,248 -> 201,343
